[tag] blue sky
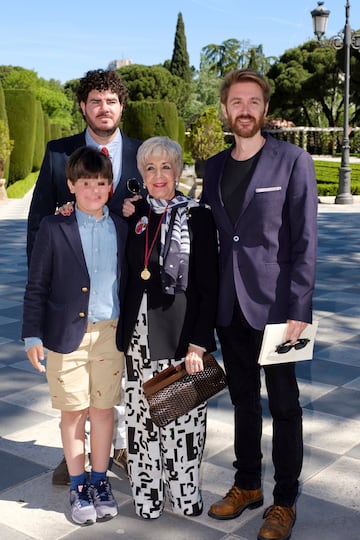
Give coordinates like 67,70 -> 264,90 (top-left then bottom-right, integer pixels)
2,0 -> 360,83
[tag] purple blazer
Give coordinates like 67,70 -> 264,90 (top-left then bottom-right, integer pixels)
201,134 -> 318,330
22,211 -> 128,353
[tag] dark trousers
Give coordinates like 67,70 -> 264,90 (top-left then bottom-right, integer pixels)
217,302 -> 303,507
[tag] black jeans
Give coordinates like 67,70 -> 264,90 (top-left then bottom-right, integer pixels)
217,302 -> 303,507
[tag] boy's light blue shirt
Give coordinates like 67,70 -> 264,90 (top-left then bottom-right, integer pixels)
75,205 -> 119,322
25,205 -> 119,351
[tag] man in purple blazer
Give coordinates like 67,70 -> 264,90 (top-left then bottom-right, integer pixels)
26,69 -> 141,484
202,69 -> 318,540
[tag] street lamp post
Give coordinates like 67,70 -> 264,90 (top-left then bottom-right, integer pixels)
311,1 -> 360,204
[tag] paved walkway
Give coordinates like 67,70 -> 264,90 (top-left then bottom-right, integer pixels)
0,192 -> 359,540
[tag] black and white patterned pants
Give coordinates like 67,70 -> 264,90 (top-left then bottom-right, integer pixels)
125,293 -> 207,519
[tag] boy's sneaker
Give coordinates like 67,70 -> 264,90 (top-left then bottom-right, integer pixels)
70,483 -> 96,525
91,479 -> 118,520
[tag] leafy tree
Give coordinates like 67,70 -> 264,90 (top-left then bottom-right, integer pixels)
196,54 -> 222,107
0,66 -> 38,89
344,33 -> 360,124
268,40 -> 360,128
0,66 -> 74,131
188,107 -> 226,161
35,85 -> 73,131
118,64 -> 187,113
169,12 -> 191,83
201,39 -> 275,78
64,78 -> 84,133
181,56 -> 221,127
247,45 -> 277,75
201,39 -> 243,77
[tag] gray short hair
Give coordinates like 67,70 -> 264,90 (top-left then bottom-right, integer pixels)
137,136 -> 183,179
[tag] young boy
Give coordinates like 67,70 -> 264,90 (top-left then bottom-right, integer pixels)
22,146 -> 128,525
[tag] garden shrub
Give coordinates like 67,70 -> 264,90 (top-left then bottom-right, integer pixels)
50,123 -> 62,140
122,101 -> 179,141
4,89 -> 36,184
0,82 -> 12,180
32,100 -> 45,171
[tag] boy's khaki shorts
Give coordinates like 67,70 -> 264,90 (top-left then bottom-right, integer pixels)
46,319 -> 124,411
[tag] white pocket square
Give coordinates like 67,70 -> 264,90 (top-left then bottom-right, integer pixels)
255,186 -> 282,193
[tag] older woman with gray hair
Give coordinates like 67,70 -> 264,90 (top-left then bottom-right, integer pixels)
122,136 -> 218,519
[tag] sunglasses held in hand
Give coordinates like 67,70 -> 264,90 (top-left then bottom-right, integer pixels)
275,338 -> 310,354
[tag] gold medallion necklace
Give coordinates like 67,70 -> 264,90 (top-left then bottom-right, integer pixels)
141,205 -> 168,280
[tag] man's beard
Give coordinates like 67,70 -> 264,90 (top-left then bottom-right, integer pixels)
85,114 -> 119,137
228,114 -> 264,138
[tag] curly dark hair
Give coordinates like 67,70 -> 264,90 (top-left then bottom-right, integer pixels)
76,69 -> 129,106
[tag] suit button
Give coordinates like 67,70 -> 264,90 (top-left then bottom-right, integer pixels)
233,235 -> 240,242
79,312 -> 86,318
81,287 -> 88,292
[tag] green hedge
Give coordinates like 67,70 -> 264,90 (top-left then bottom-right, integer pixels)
32,100 -> 45,171
5,89 -> 37,184
177,117 -> 185,148
314,160 -> 360,196
6,171 -> 38,198
50,123 -> 62,140
122,100 -> 179,141
43,112 -> 50,145
0,82 -> 11,179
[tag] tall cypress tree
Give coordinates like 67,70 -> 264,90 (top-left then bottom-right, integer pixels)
169,12 -> 191,83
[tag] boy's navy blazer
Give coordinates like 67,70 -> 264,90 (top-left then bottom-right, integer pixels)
22,211 -> 128,353
201,134 -> 318,331
27,130 -> 142,261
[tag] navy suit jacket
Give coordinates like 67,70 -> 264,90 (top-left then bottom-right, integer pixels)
201,134 -> 318,330
22,211 -> 128,353
27,130 -> 142,262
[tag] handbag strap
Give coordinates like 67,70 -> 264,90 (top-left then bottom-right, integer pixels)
143,362 -> 186,397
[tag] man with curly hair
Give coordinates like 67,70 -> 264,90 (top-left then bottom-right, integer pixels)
27,69 -> 142,259
26,68 -> 143,486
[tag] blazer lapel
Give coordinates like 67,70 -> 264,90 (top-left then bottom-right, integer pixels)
212,148 -> 235,233
119,134 -> 133,183
59,216 -> 89,275
237,136 -> 277,219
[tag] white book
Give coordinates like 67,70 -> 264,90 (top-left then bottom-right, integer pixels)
258,321 -> 319,366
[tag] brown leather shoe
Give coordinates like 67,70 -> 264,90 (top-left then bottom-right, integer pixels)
52,457 -> 70,485
208,485 -> 263,520
258,505 -> 296,540
112,448 -> 128,475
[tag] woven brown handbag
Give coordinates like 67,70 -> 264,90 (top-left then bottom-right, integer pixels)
143,353 -> 227,428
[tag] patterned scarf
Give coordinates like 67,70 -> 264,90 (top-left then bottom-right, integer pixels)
148,194 -> 201,295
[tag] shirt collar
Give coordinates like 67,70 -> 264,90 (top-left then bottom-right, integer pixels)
85,128 -> 122,153
75,204 -> 109,227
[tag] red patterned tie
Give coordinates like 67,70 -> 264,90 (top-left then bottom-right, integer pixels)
100,146 -> 113,199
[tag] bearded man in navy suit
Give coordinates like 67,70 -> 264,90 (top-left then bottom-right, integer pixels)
26,68 -> 142,484
202,69 -> 318,540
27,68 -> 143,262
